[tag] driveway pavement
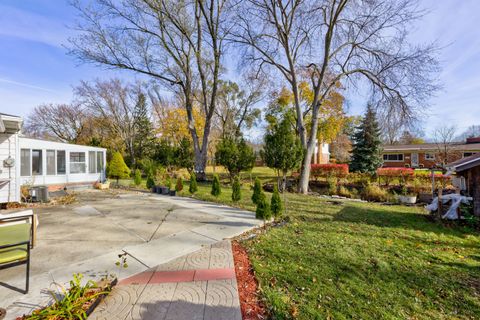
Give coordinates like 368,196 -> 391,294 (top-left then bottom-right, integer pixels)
0,190 -> 261,319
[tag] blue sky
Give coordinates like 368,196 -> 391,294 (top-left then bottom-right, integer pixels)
0,0 -> 479,138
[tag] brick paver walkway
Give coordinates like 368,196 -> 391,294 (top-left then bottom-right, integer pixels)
89,240 -> 242,320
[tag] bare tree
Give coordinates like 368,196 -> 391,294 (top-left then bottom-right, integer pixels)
215,78 -> 263,139
433,125 -> 459,168
69,0 -> 231,179
23,103 -> 88,143
74,79 -> 143,166
233,0 -> 439,193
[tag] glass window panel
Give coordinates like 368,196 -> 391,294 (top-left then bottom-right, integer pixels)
21,149 -> 31,176
47,150 -> 56,175
57,150 -> 66,174
70,152 -> 86,174
32,149 -> 42,175
89,151 -> 96,173
96,152 -> 104,173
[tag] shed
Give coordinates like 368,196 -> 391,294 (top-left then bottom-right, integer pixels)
447,153 -> 480,216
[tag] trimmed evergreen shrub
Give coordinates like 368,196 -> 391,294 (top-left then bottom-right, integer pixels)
146,174 -> 155,189
108,151 -> 131,183
270,184 -> 283,218
255,191 -> 271,220
270,183 -> 283,218
252,177 -> 262,204
175,178 -> 183,192
134,169 -> 142,186
189,172 -> 198,194
211,174 -> 221,197
232,176 -> 241,202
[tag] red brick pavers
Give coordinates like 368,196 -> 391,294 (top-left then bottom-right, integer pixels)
89,240 -> 242,320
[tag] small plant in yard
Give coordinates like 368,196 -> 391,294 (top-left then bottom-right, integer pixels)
232,176 -> 241,202
133,169 -> 142,186
166,176 -> 173,190
189,172 -> 198,194
175,177 -> 183,192
146,174 -> 155,189
23,273 -> 112,320
327,177 -> 337,195
252,177 -> 262,204
270,184 -> 283,218
362,183 -> 390,202
211,174 -> 221,197
255,191 -> 271,221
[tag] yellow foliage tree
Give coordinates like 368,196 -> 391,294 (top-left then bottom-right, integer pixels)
153,103 -> 205,144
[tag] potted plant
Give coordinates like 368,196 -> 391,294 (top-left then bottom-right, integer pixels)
161,176 -> 171,195
398,185 -> 417,204
169,178 -> 176,196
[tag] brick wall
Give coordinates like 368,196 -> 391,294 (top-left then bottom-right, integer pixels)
382,151 -> 463,168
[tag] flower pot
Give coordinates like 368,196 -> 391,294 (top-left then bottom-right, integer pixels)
398,195 -> 417,204
155,186 -> 163,194
169,190 -> 176,196
161,187 -> 170,195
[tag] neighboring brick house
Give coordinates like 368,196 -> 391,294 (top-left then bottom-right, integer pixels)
447,153 -> 480,216
382,137 -> 480,169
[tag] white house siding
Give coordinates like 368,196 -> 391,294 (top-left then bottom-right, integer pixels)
0,132 -> 19,203
18,137 -> 106,189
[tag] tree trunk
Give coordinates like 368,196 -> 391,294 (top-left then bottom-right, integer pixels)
194,149 -> 208,181
298,141 -> 315,194
282,170 -> 287,193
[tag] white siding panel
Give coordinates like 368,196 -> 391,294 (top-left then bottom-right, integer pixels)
0,133 -> 19,203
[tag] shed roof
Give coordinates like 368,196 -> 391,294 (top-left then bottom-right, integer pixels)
447,153 -> 480,173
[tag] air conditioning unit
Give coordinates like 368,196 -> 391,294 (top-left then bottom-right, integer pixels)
29,186 -> 49,202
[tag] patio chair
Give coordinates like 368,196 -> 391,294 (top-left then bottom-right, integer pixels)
0,210 -> 37,294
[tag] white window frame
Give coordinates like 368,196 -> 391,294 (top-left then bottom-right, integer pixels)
383,153 -> 404,162
31,149 -> 43,176
69,151 -> 86,174
424,153 -> 435,161
20,148 -> 31,177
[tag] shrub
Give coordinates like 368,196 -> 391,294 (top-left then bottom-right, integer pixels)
108,151 -> 131,182
252,177 -> 262,204
270,184 -> 283,218
377,167 -> 414,186
232,176 -> 241,202
175,178 -> 183,192
310,164 -> 349,180
146,174 -> 155,189
211,174 -> 221,197
134,169 -> 142,186
338,186 -> 352,198
327,178 -> 337,195
255,191 -> 271,220
166,176 -> 173,190
362,184 -> 390,202
189,172 -> 198,194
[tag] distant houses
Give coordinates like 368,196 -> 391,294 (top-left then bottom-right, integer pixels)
381,137 -> 480,169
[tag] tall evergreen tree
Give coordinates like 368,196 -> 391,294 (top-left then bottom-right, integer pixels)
133,93 -> 155,167
350,105 -> 383,174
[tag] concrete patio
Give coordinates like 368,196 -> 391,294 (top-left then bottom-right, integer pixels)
0,190 -> 261,319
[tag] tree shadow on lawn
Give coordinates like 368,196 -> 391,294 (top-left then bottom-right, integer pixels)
333,205 -> 478,237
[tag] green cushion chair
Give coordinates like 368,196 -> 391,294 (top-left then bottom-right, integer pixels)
0,211 -> 35,294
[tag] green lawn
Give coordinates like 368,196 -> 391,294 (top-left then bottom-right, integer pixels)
178,180 -> 480,320
117,168 -> 480,319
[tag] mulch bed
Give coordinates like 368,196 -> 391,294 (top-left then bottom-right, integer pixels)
232,241 -> 267,320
